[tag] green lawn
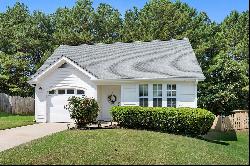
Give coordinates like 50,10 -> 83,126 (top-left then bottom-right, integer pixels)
0,129 -> 248,165
0,112 -> 34,130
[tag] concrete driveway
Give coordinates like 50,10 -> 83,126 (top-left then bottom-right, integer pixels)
0,123 -> 69,152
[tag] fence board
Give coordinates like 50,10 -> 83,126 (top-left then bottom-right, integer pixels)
0,93 -> 34,115
211,110 -> 249,131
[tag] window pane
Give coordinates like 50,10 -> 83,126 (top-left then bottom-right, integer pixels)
49,90 -> 55,94
144,98 -> 148,107
139,98 -> 143,106
153,84 -> 158,91
139,84 -> 148,97
172,84 -> 176,90
58,89 -> 65,94
139,85 -> 143,96
158,84 -> 162,90
77,90 -> 85,94
167,84 -> 171,90
158,91 -> 162,97
153,98 -> 157,107
172,91 -> 176,96
67,89 -> 74,94
153,98 -> 162,107
158,98 -> 162,107
172,98 -> 176,107
144,85 -> 148,96
167,91 -> 171,96
153,91 -> 157,97
167,98 -> 171,107
139,98 -> 148,107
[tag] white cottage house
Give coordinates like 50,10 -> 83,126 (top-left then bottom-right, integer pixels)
28,38 -> 205,123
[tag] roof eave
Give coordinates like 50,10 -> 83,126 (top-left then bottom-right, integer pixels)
91,77 -> 205,83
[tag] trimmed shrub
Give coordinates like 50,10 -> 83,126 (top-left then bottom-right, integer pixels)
111,106 -> 215,136
66,96 -> 100,128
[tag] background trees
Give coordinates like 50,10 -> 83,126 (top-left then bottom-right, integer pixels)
0,0 -> 248,115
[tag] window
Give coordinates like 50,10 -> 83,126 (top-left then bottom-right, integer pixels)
58,89 -> 65,94
49,90 -> 55,94
153,84 -> 162,107
67,89 -> 75,94
139,84 -> 148,107
77,89 -> 85,95
167,84 -> 176,107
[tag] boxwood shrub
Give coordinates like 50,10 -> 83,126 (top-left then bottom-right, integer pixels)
110,106 -> 215,136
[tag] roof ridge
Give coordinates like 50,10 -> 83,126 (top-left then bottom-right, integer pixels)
57,38 -> 189,47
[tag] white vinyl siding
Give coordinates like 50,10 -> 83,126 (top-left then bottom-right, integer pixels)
177,82 -> 196,108
121,84 -> 138,106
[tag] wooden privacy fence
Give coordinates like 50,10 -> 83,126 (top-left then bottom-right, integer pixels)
211,110 -> 249,131
0,93 -> 34,115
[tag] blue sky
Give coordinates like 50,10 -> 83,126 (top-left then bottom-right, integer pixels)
0,0 -> 249,23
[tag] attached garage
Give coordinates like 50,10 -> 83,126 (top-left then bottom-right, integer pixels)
31,58 -> 98,123
47,89 -> 85,122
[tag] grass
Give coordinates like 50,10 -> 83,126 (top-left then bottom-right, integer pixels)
0,112 -> 34,130
0,129 -> 248,165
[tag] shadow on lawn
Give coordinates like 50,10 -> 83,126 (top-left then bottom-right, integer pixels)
0,112 -> 34,117
0,112 -> 14,117
197,129 -> 238,146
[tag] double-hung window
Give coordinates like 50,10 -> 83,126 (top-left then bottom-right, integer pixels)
153,84 -> 162,107
167,84 -> 176,107
139,84 -> 148,107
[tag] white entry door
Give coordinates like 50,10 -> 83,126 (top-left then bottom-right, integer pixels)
47,89 -> 85,122
101,85 -> 121,121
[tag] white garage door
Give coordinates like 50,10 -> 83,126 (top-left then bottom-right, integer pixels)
47,89 -> 85,122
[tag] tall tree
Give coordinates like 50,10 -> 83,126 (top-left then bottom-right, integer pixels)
0,2 -> 54,96
136,0 -> 197,41
53,0 -> 94,45
121,7 -> 140,42
198,11 -> 249,114
93,3 -> 122,43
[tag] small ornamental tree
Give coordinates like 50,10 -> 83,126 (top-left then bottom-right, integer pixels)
66,96 -> 100,128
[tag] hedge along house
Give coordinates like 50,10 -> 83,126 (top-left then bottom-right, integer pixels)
28,38 -> 205,123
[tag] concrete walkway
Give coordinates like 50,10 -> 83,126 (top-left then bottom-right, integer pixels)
0,123 -> 69,152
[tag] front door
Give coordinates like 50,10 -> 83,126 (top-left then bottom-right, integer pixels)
101,85 -> 121,121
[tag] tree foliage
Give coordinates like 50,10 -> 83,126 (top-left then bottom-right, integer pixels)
0,0 -> 248,114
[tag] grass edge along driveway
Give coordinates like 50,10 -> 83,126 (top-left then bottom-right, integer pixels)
0,112 -> 34,130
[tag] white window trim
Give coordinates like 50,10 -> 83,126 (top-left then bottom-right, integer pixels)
139,84 -> 149,107
47,88 -> 86,96
166,84 -> 177,107
153,84 -> 163,107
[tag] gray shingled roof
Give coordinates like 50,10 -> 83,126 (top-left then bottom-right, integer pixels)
31,38 -> 205,80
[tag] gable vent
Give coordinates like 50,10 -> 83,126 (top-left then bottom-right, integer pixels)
59,63 -> 68,68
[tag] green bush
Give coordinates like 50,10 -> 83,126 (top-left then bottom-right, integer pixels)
111,106 -> 215,136
66,96 -> 100,128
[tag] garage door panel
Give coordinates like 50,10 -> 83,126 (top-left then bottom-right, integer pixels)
47,89 -> 85,122
48,94 -> 73,122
